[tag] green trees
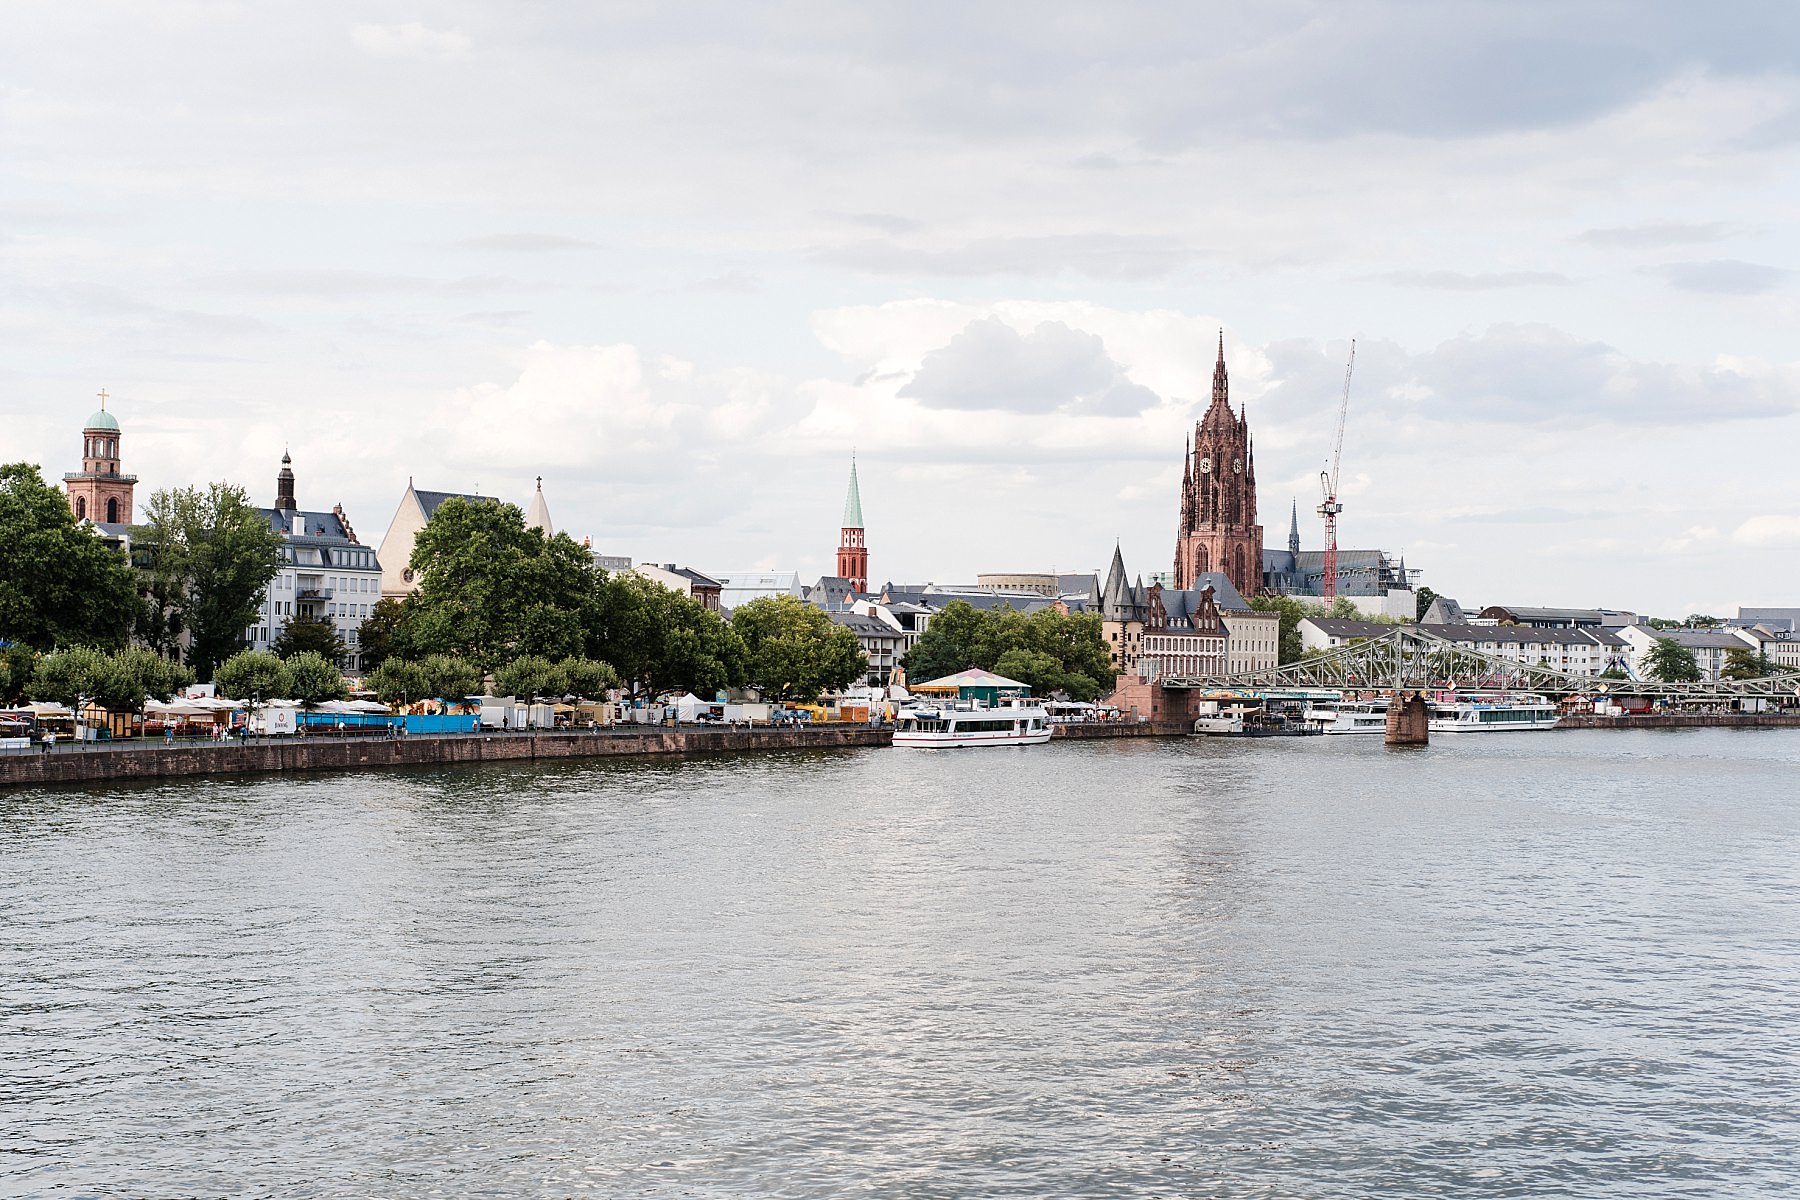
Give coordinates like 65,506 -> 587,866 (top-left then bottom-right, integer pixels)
213,650 -> 292,701
494,655 -> 565,702
272,615 -> 345,662
134,484 -> 284,679
594,573 -> 745,698
0,645 -> 40,704
1722,646 -> 1773,680
729,595 -> 866,701
1646,638 -> 1702,683
899,602 -> 1116,700
284,651 -> 347,709
368,655 -> 484,704
0,463 -> 139,651
559,657 -> 621,700
402,498 -> 600,669
30,646 -> 193,711
356,597 -> 408,672
491,654 -> 624,701
1248,594 -> 1385,665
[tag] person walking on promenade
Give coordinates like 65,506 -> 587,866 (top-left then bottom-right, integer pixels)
43,731 -> 56,754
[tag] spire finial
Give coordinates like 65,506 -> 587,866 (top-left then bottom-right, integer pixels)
97,388 -> 109,409
536,475 -> 543,491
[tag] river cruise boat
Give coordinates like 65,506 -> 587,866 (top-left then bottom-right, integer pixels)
1428,693 -> 1560,733
1309,698 -> 1389,735
893,699 -> 1053,748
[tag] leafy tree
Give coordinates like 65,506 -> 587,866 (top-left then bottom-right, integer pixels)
0,645 -> 39,704
136,484 -> 284,680
559,657 -> 621,700
1686,614 -> 1721,629
283,651 -> 346,709
356,597 -> 408,672
993,647 -> 1072,699
0,462 -> 139,651
494,655 -> 568,702
1414,585 -> 1439,623
367,658 -> 429,706
899,601 -> 990,683
730,594 -> 867,701
898,601 -> 1114,699
1598,666 -> 1630,681
28,647 -> 190,712
116,647 -> 195,702
594,573 -> 746,697
273,615 -> 346,662
418,654 -> 483,701
403,498 -> 601,670
213,650 -> 293,701
1722,646 -> 1773,680
1646,637 -> 1702,683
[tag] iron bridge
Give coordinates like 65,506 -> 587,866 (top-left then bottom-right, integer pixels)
1157,627 -> 1800,701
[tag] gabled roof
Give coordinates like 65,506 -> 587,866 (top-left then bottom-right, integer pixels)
414,489 -> 488,519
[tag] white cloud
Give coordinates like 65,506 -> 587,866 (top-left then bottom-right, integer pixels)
349,23 -> 471,61
1733,515 -> 1800,546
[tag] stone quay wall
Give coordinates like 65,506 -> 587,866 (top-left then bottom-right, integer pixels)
0,726 -> 891,790
1558,712 -> 1800,730
1051,722 -> 1160,739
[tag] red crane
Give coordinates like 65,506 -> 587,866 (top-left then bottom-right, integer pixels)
1317,340 -> 1355,603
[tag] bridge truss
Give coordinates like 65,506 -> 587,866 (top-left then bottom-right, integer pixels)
1159,627 -> 1800,702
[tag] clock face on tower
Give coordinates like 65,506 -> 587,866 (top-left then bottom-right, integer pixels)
1233,460 -> 1242,474
1199,456 -> 1212,474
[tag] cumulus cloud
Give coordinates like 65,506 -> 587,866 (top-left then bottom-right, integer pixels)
1733,515 -> 1800,546
898,317 -> 1159,416
350,23 -> 471,61
1651,259 -> 1788,294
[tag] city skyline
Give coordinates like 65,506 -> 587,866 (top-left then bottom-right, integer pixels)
7,4 -> 1800,615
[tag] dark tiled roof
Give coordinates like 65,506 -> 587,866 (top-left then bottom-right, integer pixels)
830,612 -> 902,637
414,489 -> 489,519
259,507 -> 348,540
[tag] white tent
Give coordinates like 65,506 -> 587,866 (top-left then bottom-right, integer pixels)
674,693 -> 714,722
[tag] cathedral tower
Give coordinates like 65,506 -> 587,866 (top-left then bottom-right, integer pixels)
836,458 -> 868,594
64,390 -> 138,527
1174,334 -> 1263,596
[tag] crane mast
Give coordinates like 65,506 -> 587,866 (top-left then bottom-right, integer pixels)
1317,340 -> 1355,603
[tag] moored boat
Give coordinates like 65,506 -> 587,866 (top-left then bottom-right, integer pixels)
893,699 -> 1053,748
1428,693 -> 1559,732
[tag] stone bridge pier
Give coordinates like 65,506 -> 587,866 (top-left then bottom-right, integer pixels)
1385,692 -> 1431,746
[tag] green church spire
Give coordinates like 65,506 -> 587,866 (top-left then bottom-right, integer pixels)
841,458 -> 864,529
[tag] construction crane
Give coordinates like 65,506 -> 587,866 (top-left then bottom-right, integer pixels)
1317,339 -> 1355,603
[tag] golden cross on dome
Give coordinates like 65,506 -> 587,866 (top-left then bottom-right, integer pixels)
97,388 -> 109,408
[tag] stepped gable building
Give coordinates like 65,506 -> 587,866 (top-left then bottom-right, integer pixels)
64,391 -> 138,531
1175,335 -> 1263,598
835,458 -> 869,595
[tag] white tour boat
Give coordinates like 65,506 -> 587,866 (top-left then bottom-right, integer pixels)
1312,699 -> 1389,735
893,699 -> 1053,748
1428,693 -> 1560,733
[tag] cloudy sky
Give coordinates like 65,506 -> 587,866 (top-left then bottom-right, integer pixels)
6,2 -> 1800,616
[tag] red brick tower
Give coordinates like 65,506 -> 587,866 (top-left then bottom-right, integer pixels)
64,390 -> 138,527
1174,334 -> 1263,596
836,458 -> 868,593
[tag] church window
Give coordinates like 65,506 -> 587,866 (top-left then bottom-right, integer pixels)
106,498 -> 118,523
76,496 -> 87,519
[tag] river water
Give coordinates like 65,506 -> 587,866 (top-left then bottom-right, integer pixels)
2,729 -> 1797,1198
